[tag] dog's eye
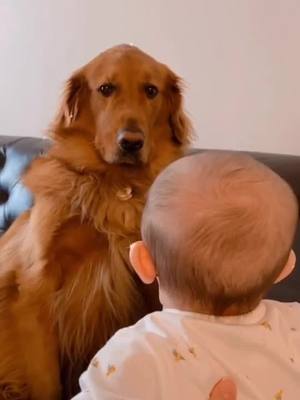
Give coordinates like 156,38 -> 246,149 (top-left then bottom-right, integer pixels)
144,84 -> 158,99
98,83 -> 116,97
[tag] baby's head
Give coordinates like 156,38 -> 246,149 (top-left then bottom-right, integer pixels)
130,152 -> 299,315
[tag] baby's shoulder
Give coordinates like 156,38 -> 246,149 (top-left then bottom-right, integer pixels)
86,311 -> 171,386
264,300 -> 300,327
98,312 -> 168,360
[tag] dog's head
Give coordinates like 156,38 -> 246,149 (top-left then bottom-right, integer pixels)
54,44 -> 192,167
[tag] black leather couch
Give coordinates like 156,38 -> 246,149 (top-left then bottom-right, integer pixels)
0,136 -> 299,302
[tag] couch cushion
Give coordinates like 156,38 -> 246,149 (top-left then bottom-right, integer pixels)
0,136 -> 50,233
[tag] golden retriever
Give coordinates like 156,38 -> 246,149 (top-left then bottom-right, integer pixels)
0,44 -> 192,400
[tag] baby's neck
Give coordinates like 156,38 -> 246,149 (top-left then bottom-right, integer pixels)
160,291 -> 259,317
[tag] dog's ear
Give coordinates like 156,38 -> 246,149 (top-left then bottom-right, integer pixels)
55,73 -> 88,127
167,72 -> 193,146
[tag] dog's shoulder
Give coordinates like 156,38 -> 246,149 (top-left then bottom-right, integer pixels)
23,155 -> 77,199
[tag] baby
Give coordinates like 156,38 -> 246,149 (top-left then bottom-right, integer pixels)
73,151 -> 300,399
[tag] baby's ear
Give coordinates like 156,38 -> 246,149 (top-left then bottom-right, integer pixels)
130,241 -> 156,284
274,250 -> 296,283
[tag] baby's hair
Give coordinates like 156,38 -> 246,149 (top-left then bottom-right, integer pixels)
142,151 -> 299,315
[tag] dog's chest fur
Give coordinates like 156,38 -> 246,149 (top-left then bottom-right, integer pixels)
30,162 -> 151,378
23,156 -> 159,397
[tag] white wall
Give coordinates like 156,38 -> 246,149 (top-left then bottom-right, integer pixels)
1,0 -> 300,154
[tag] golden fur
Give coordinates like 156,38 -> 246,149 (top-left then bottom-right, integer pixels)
0,44 -> 192,399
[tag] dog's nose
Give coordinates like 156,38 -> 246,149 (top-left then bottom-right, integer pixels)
118,131 -> 144,153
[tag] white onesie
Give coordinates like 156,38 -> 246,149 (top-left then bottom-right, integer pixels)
72,300 -> 300,399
